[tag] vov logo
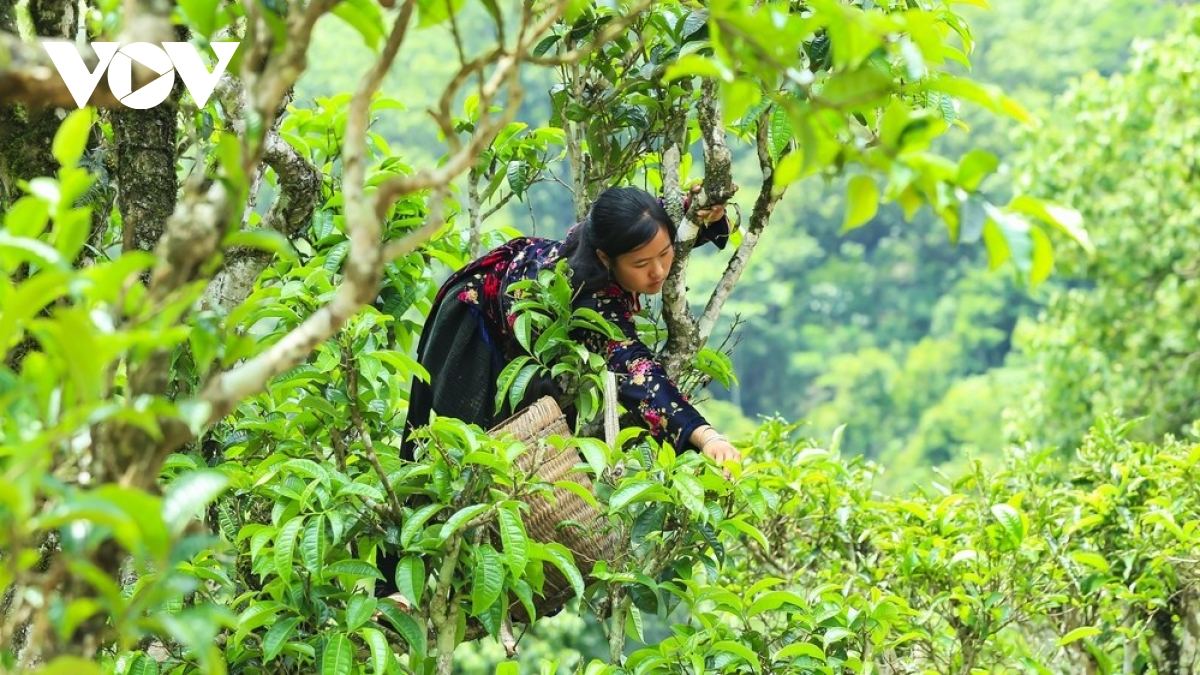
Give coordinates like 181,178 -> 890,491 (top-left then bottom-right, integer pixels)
41,41 -> 239,109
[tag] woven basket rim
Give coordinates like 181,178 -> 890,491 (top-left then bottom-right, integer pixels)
487,396 -> 564,433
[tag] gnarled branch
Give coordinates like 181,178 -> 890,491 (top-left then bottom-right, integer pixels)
698,106 -> 783,343
203,126 -> 322,310
661,79 -> 737,379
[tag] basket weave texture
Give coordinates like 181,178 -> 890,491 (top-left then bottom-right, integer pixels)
486,396 -> 618,620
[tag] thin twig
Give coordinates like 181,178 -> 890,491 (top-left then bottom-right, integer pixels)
374,0 -> 568,216
527,2 -> 654,66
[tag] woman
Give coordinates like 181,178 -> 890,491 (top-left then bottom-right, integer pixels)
401,185 -> 741,465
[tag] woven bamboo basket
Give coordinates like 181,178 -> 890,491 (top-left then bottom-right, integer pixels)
486,395 -> 618,621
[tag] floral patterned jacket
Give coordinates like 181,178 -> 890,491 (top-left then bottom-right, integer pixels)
436,218 -> 730,451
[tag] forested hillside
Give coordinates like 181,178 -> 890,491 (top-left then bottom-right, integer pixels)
690,0 -> 1191,488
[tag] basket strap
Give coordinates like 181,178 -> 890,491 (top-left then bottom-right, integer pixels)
602,370 -> 618,447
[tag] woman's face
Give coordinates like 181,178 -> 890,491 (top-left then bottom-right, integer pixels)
604,224 -> 675,295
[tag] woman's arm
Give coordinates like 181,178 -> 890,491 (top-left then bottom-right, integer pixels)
575,288 -> 738,466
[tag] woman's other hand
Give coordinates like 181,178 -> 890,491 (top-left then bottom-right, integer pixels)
685,182 -> 736,225
695,202 -> 725,225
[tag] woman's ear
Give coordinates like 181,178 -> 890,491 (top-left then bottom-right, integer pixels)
596,250 -> 611,270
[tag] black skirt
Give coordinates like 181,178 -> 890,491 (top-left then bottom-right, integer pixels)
400,278 -> 504,460
379,281 -> 503,597
381,281 -> 564,597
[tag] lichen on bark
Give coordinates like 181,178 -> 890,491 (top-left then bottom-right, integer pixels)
113,105 -> 179,253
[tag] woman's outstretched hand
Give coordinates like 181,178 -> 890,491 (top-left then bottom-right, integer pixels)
691,424 -> 741,477
702,437 -> 741,466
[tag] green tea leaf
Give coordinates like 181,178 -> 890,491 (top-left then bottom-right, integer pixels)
0,232 -> 68,271
609,480 -> 665,512
224,229 -> 298,261
663,54 -> 730,82
439,503 -> 490,539
162,471 -> 229,536
274,516 -> 304,584
1069,551 -> 1110,573
416,0 -> 466,27
376,603 -> 426,659
534,543 -> 584,598
748,591 -> 807,616
125,654 -> 158,675
574,438 -> 609,477
52,108 -> 94,168
775,641 -> 824,661
2,197 -> 50,238
262,616 -> 300,662
321,633 -> 352,675
497,503 -> 528,576
332,0 -> 385,49
324,560 -> 384,581
712,640 -> 762,672
495,356 -> 532,413
345,595 -> 377,632
401,503 -> 443,548
360,626 -> 391,675
471,545 -> 504,616
394,555 -> 425,606
552,480 -> 602,511
1030,225 -> 1054,286
178,0 -> 219,37
1057,626 -> 1101,646
514,311 -> 533,352
1007,194 -> 1092,254
957,149 -> 999,191
508,363 -> 540,412
990,503 -> 1025,547
301,516 -> 326,573
720,517 -> 770,553
673,474 -> 706,516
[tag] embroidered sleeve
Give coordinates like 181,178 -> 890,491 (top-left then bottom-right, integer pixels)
575,288 -> 708,451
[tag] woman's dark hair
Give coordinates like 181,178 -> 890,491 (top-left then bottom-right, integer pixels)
561,186 -> 676,292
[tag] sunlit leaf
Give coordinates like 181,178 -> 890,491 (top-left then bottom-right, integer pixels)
1057,626 -> 1101,646
162,471 -> 229,536
843,174 -> 879,231
51,108 -> 94,168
